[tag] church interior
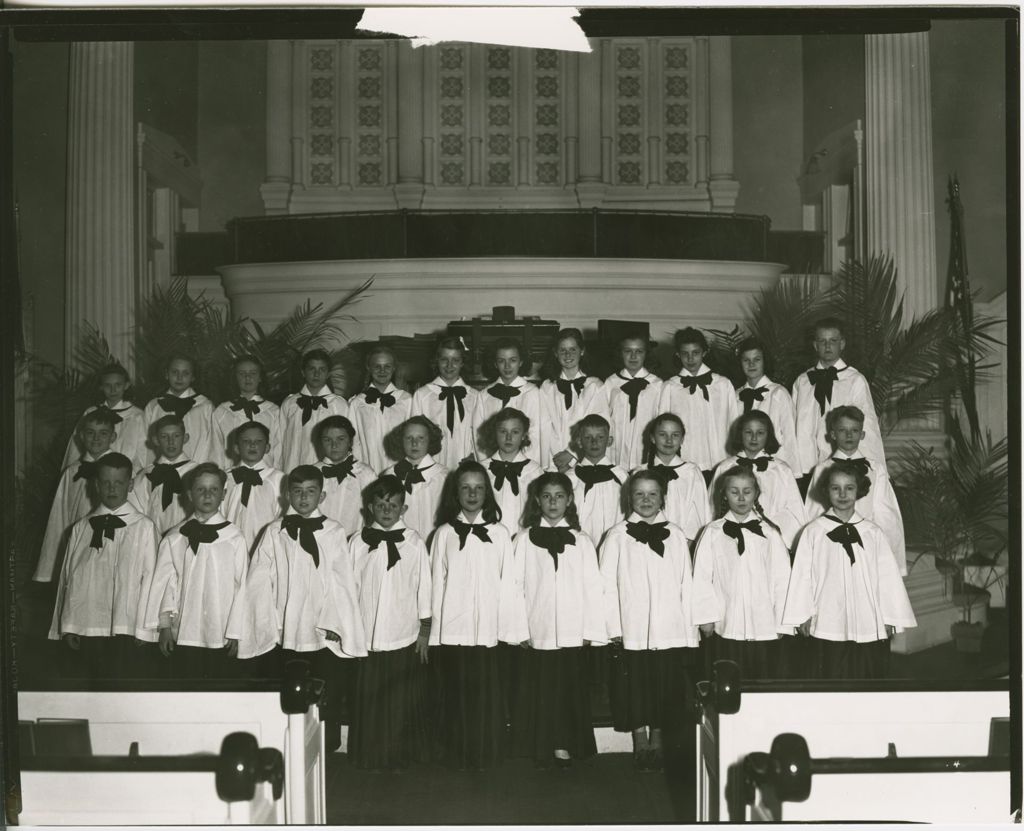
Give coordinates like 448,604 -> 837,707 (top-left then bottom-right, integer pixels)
4,7 -> 1017,825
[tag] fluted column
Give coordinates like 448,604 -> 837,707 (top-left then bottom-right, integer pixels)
865,32 -> 938,319
261,40 -> 293,214
65,42 -> 135,370
708,36 -> 739,212
575,39 -> 604,206
395,41 -> 425,207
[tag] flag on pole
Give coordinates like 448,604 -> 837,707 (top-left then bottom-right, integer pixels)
944,175 -> 980,439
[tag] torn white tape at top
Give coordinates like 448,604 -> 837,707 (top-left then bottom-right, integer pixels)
357,7 -> 591,52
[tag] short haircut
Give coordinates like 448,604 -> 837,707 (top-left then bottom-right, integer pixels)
727,410 -> 781,455
826,405 -> 866,432
165,354 -> 196,372
366,344 -> 397,365
302,348 -> 332,369
822,461 -> 871,500
150,414 -> 186,438
736,336 -> 773,375
94,452 -> 133,477
522,471 -> 581,531
185,462 -> 227,490
813,317 -> 845,338
288,464 -> 325,490
314,414 -> 356,444
233,354 -> 263,372
364,475 -> 407,506
492,337 -> 523,358
435,336 -> 466,356
673,327 -> 709,352
97,364 -> 130,384
575,413 -> 610,433
233,420 -> 271,443
80,408 -> 120,431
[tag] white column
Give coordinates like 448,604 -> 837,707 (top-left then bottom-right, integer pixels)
865,31 -> 938,318
65,42 -> 135,370
707,36 -> 739,212
261,40 -> 293,214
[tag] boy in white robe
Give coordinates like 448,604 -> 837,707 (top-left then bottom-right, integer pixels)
146,464 -> 249,678
130,415 -> 199,535
280,348 -> 351,472
733,338 -> 799,474
658,327 -> 740,483
603,334 -> 663,471
62,364 -> 148,474
471,338 -> 543,466
221,421 -> 285,551
563,415 -> 627,549
142,355 -> 214,465
805,405 -> 907,575
48,453 -> 160,679
381,416 -> 449,545
348,346 -> 413,473
210,355 -> 282,470
411,337 -> 480,469
314,415 -> 376,535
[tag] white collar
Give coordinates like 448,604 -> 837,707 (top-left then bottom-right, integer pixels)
237,393 -> 265,402
814,358 -> 849,371
236,461 -> 264,470
559,369 -> 585,381
725,509 -> 758,524
91,502 -> 135,518
538,516 -> 571,528
824,510 -> 863,524
319,454 -> 354,465
492,376 -> 527,389
407,454 -> 434,468
652,455 -> 683,467
490,451 -> 528,463
680,365 -> 711,377
81,450 -> 113,463
432,376 -> 466,388
579,456 -> 613,467
157,454 -> 189,465
165,388 -> 197,398
619,367 -> 652,380
370,520 -> 407,532
742,376 -> 772,389
299,384 -> 331,397
456,511 -> 487,525
191,511 -> 227,525
738,450 -> 772,460
368,382 -> 398,395
831,449 -> 865,460
285,507 -> 325,520
626,510 -> 668,523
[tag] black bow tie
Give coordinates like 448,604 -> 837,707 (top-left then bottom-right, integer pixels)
487,383 -> 521,405
180,518 -> 230,554
831,456 -> 871,479
364,387 -> 397,411
321,458 -> 356,483
529,526 -> 576,570
625,520 -> 671,556
394,460 -> 431,493
722,518 -> 765,555
158,394 -> 197,419
679,372 -> 713,401
489,459 -> 528,495
148,461 -> 188,510
649,463 -> 682,483
437,385 -> 468,433
574,464 -> 621,496
230,466 -> 263,507
362,526 -> 405,570
230,397 -> 262,420
738,385 -> 769,413
807,366 -> 842,415
74,459 -> 98,482
450,519 -> 490,550
824,515 -> 863,565
296,394 -> 328,425
88,514 -> 126,549
281,514 -> 327,566
94,405 -> 124,425
555,376 -> 587,410
736,455 -> 772,473
617,374 -> 650,421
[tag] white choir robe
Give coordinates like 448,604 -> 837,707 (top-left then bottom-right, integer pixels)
381,455 -> 448,545
782,512 -> 916,642
634,459 -> 709,543
348,384 -> 413,473
62,402 -> 149,474
537,373 -> 609,469
143,388 -> 215,465
735,378 -> 799,474
279,386 -> 351,473
513,520 -> 606,649
316,456 -> 377,534
210,396 -> 282,470
145,512 -> 248,648
792,359 -> 886,475
565,457 -> 628,549
658,366 -> 740,473
709,453 -> 806,549
804,450 -> 907,575
470,378 -> 543,465
691,512 -> 793,640
599,512 -> 699,650
350,522 -> 431,652
221,463 -> 285,551
428,513 -> 529,647
233,509 -> 367,660
482,452 -> 544,536
129,457 -> 200,536
34,450 -> 112,583
48,503 -> 160,642
411,377 -> 480,469
603,369 -> 664,470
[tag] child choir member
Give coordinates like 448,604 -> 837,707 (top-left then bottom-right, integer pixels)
142,355 -> 214,466
411,338 -> 479,469
280,349 -> 351,472
472,339 -> 543,465
62,364 -> 148,474
211,355 -> 282,470
221,421 -> 285,550
603,334 -> 663,471
477,407 -> 544,536
348,346 -> 413,474
314,416 -> 376,534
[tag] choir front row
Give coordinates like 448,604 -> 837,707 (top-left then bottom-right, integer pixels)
45,407 -> 916,772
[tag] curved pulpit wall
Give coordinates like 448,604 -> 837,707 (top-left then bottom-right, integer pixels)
218,257 -> 786,343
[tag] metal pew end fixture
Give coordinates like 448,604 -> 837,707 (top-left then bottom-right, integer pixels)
696,659 -> 742,716
280,658 -> 327,715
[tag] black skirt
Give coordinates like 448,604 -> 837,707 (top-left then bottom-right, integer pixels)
511,646 -> 596,762
809,637 -> 891,680
708,635 -> 781,681
348,644 -> 430,770
609,645 -> 697,732
436,645 -> 507,769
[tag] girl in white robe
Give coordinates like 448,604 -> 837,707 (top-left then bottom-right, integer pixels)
348,345 -> 413,474
477,407 -> 544,536
380,416 -> 449,545
602,334 -> 664,471
411,337 -> 480,469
